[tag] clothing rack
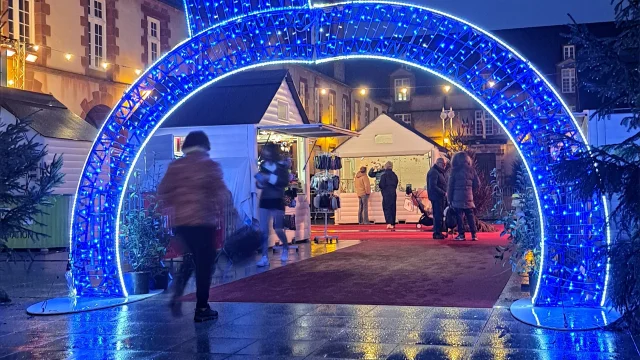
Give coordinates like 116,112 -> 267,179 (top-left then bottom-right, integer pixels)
312,151 -> 341,244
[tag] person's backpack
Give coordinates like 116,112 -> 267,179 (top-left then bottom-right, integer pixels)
445,206 -> 457,230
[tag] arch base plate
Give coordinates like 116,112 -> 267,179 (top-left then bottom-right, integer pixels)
26,290 -> 163,316
510,298 -> 622,331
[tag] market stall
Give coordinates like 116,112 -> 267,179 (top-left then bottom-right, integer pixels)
334,114 -> 447,224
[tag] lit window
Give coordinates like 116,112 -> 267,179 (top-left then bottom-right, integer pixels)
394,78 -> 410,101
395,113 -> 411,125
354,101 -> 361,129
88,0 -> 106,70
563,45 -> 575,60
561,68 -> 576,93
475,110 -> 495,136
474,110 -> 484,136
278,100 -> 289,121
298,80 -> 307,110
7,0 -> 33,43
365,103 -> 370,124
328,92 -> 336,125
148,17 -> 161,63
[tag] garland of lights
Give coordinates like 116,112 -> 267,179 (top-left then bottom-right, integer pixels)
69,0 -> 610,307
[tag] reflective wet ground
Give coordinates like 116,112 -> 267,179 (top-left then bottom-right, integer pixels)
1,244 -> 639,360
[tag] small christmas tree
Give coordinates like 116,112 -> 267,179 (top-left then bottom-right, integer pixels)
554,0 -> 640,328
0,118 -> 64,302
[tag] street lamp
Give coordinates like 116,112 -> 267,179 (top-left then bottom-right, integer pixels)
443,85 -> 451,93
440,107 -> 455,145
359,88 -> 367,96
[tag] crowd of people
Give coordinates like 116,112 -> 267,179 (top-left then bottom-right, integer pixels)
157,131 -> 480,323
355,152 -> 479,241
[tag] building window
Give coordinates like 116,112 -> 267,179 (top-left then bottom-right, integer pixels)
342,95 -> 350,129
374,107 -> 379,119
474,110 -> 484,136
394,78 -> 410,101
298,79 -> 307,111
563,45 -> 575,60
461,117 -> 472,135
328,91 -> 336,125
88,0 -> 106,70
354,100 -> 361,130
561,68 -> 576,93
395,113 -> 411,125
278,100 -> 289,121
7,0 -> 33,43
147,17 -> 161,64
475,110 -> 495,136
365,103 -> 371,124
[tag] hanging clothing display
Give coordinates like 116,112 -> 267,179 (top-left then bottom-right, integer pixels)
315,154 -> 342,170
311,173 -> 340,192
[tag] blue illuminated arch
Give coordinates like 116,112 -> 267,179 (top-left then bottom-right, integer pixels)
70,0 -> 610,308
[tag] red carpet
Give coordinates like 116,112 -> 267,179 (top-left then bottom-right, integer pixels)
185,239 -> 511,308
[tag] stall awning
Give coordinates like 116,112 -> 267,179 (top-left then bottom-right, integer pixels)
257,124 -> 358,138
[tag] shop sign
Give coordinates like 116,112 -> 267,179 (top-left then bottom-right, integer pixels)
374,134 -> 393,144
173,136 -> 185,157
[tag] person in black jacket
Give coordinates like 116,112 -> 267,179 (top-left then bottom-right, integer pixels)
379,161 -> 399,229
427,158 -> 447,239
255,143 -> 291,266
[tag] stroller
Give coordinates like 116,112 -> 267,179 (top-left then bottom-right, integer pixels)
405,185 -> 433,229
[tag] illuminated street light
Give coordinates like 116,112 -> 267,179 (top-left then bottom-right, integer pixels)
320,88 -> 327,95
135,69 -> 142,75
102,62 -> 109,69
65,53 -> 73,61
359,88 -> 367,96
401,87 -> 408,94
443,85 -> 451,93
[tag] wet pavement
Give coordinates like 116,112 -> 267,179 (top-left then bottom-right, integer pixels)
1,243 -> 639,360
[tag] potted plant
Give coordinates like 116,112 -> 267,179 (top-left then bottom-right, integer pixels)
120,159 -> 171,294
492,162 -> 540,293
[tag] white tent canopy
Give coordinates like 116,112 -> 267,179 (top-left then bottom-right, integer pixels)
335,114 -> 444,158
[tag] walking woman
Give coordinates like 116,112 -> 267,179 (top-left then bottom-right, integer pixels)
255,142 -> 291,267
354,166 -> 371,225
379,161 -> 399,229
447,152 -> 480,241
159,131 -> 228,322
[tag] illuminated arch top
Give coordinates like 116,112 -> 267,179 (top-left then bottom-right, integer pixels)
70,0 -> 610,308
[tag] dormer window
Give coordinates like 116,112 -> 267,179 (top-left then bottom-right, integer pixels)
563,45 -> 575,60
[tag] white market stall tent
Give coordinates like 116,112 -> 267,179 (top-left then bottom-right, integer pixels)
334,114 -> 447,224
137,69 -> 357,249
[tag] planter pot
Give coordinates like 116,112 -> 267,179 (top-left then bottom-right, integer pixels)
528,271 -> 537,297
123,271 -> 150,295
151,272 -> 169,290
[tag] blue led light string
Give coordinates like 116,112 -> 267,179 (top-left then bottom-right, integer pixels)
70,1 -> 608,307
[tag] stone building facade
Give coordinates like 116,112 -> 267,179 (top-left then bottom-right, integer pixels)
1,0 -> 187,127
